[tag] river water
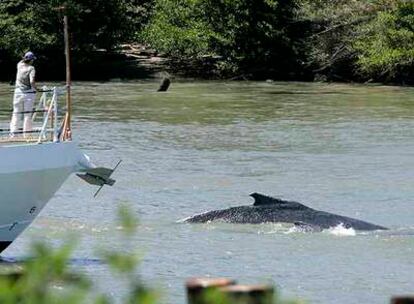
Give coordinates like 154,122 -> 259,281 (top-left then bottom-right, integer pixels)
0,81 -> 413,303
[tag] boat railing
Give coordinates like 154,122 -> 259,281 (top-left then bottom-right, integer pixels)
0,86 -> 66,144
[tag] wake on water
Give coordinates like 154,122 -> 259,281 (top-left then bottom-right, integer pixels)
195,222 -> 374,236
182,218 -> 414,237
282,223 -> 356,236
189,221 -> 361,236
325,223 -> 356,236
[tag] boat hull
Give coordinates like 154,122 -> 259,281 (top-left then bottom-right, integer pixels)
0,141 -> 91,253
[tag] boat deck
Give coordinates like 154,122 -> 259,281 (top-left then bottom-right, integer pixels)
0,87 -> 63,146
0,136 -> 50,146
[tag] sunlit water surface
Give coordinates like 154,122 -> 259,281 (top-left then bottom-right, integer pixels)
0,81 -> 413,303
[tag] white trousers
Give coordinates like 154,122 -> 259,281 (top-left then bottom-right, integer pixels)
10,89 -> 35,136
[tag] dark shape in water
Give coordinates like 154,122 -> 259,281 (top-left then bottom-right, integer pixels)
183,193 -> 387,231
157,77 -> 170,92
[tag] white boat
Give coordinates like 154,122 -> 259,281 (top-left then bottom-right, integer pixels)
0,12 -> 117,253
0,88 -> 115,253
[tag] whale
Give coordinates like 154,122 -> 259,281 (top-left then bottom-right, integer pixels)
182,193 -> 387,231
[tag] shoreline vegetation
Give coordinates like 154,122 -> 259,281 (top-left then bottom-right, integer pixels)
0,0 -> 413,84
1,0 -> 413,84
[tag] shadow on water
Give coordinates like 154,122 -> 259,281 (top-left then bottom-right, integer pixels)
266,90 -> 348,95
0,256 -> 102,266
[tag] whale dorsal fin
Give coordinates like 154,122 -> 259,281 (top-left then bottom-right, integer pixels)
249,193 -> 309,210
250,193 -> 288,206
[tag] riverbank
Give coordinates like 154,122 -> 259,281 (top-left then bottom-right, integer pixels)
0,44 -> 169,83
1,44 -> 412,85
0,47 -> 355,83
71,44 -> 314,82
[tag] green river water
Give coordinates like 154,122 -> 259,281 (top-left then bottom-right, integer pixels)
0,80 -> 413,303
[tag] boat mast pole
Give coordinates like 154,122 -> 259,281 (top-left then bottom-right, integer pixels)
63,8 -> 72,140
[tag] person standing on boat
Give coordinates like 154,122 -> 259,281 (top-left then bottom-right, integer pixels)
10,51 -> 38,137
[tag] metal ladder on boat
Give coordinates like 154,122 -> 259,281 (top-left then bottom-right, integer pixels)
34,87 -> 63,143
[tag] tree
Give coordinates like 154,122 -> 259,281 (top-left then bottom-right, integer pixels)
353,1 -> 414,82
141,0 -> 301,78
0,0 -> 55,58
0,0 -> 140,80
296,0 -> 414,83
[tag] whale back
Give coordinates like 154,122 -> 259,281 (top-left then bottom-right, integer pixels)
250,193 -> 310,210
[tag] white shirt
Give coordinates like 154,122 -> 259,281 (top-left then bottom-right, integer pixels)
15,61 -> 36,91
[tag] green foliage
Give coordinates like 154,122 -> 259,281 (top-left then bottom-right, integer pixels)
1,0 -> 414,82
141,0 -> 216,57
141,0 -> 301,77
117,204 -> 139,236
0,0 -> 56,58
0,205 -> 157,304
0,0 -> 142,58
0,204 -> 305,303
353,1 -> 414,80
296,0 -> 379,79
125,0 -> 156,38
297,0 -> 414,82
